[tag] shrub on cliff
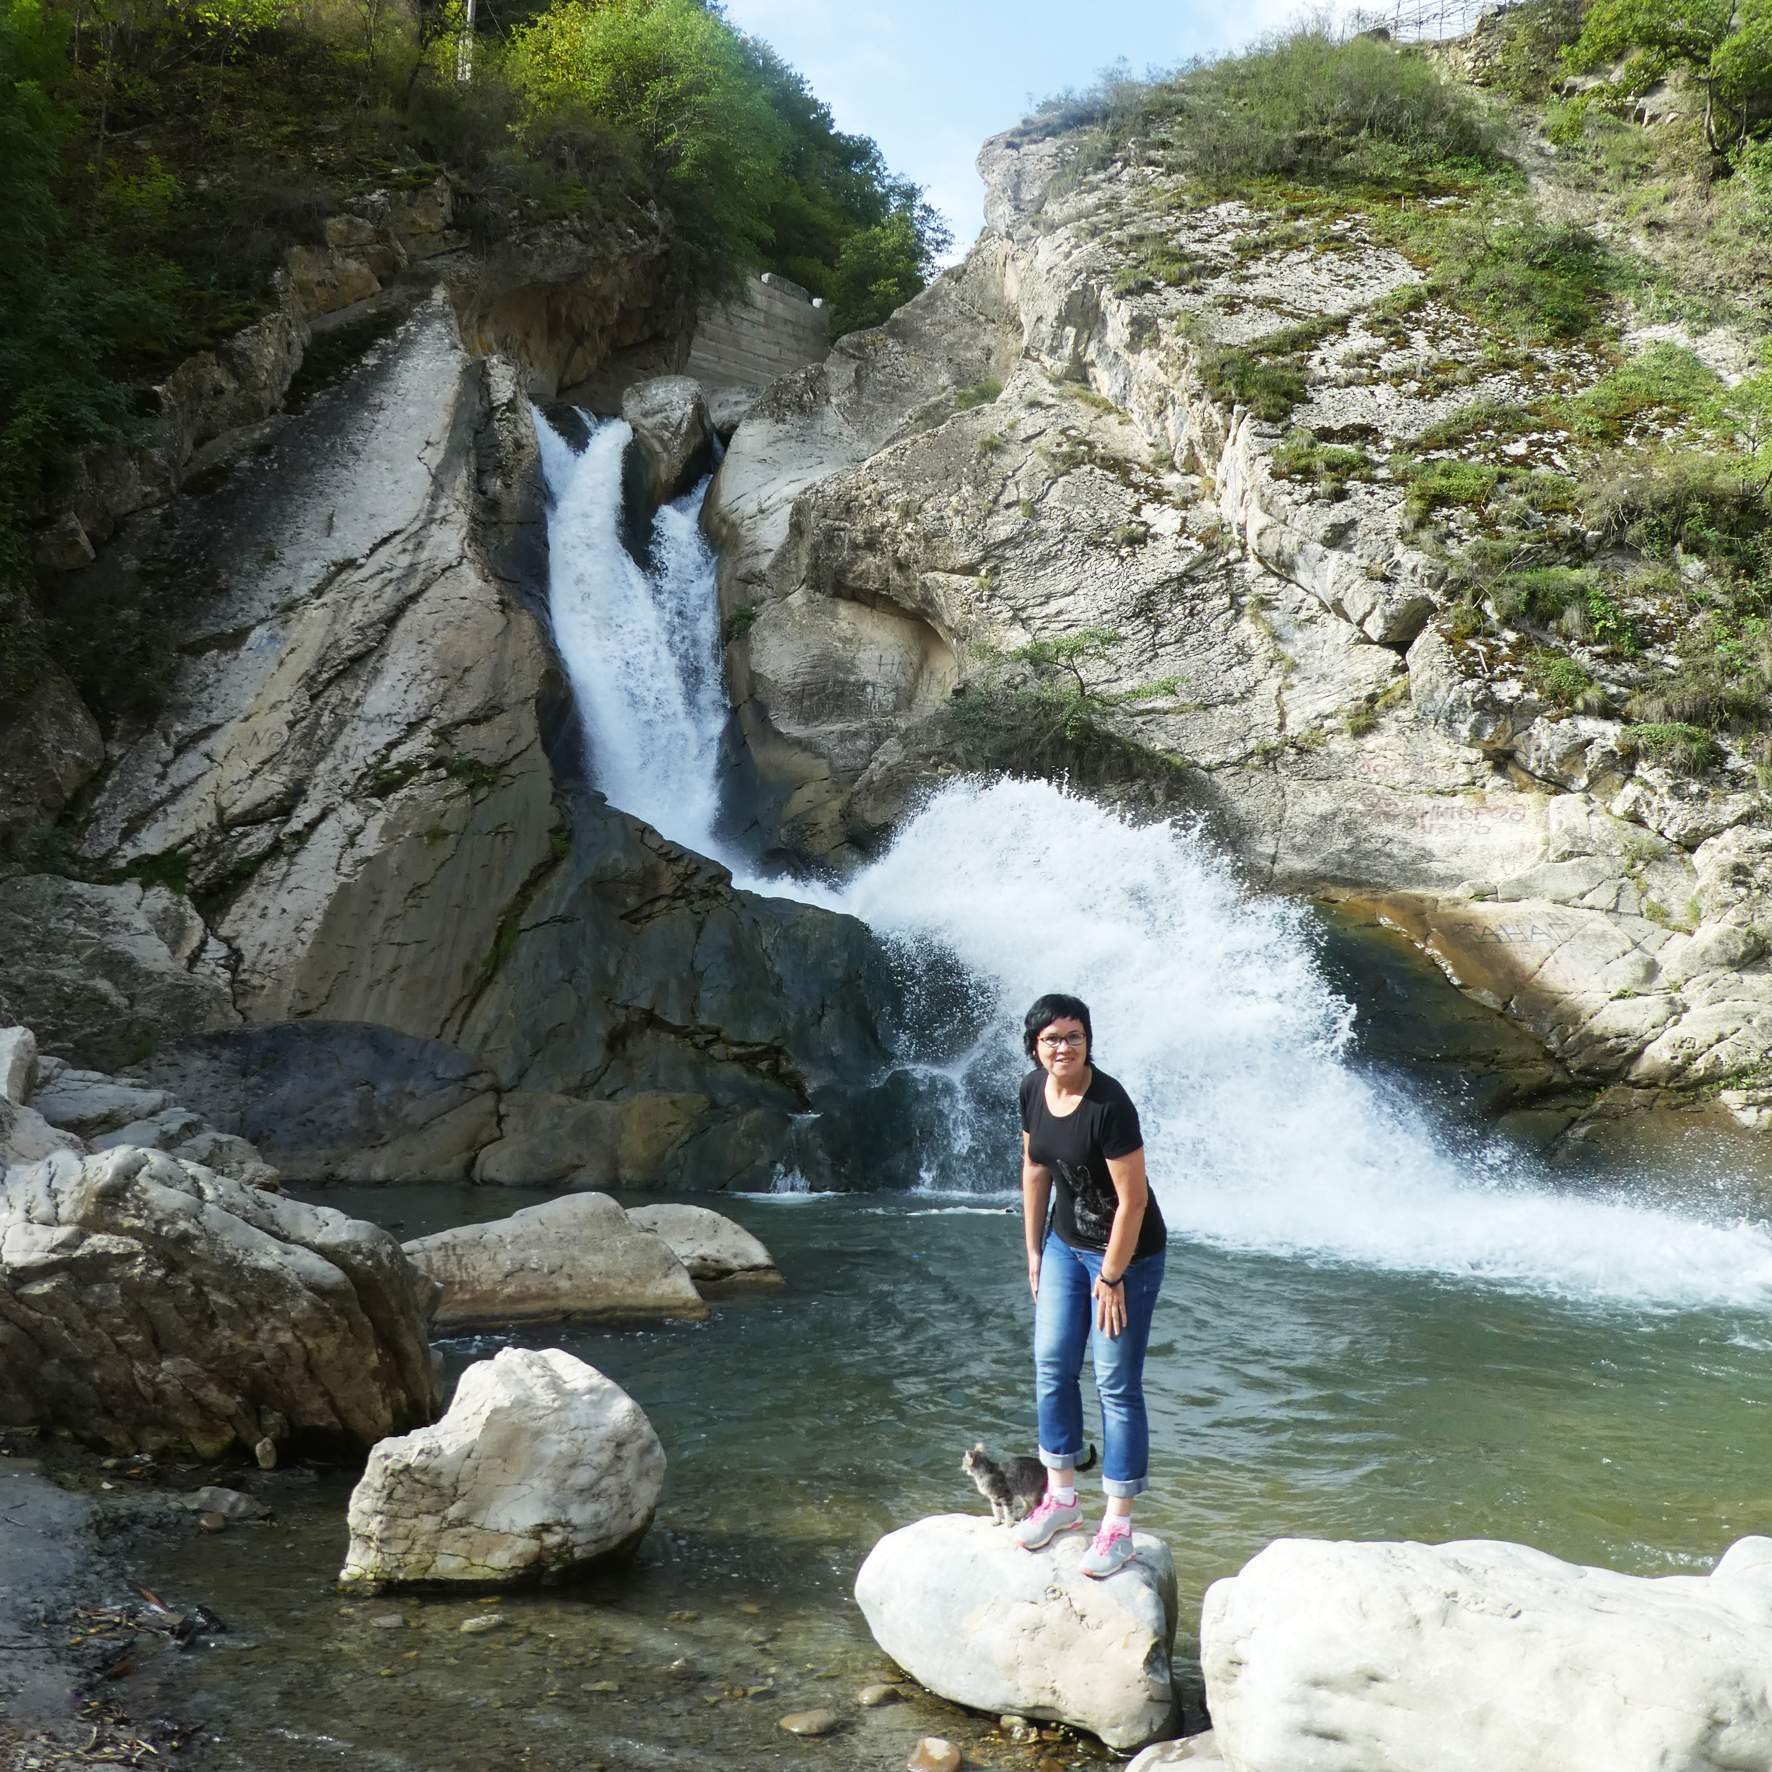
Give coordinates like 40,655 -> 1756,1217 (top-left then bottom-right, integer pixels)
1176,27 -> 1497,183
1030,26 -> 1498,190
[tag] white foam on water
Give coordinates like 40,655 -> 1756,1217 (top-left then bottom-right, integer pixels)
833,777 -> 1772,1313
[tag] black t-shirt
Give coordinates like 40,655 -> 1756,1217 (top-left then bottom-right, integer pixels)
1020,1066 -> 1167,1260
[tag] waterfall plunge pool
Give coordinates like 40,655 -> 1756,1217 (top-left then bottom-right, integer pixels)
112,1181 -> 1772,1772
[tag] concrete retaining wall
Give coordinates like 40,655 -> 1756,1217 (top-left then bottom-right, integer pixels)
684,273 -> 830,391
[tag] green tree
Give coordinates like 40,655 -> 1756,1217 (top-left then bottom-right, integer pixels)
508,0 -> 788,275
1568,0 -> 1772,148
827,190 -> 951,335
0,0 -> 177,687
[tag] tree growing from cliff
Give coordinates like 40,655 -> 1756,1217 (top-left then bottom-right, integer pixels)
827,194 -> 951,335
1568,0 -> 1772,148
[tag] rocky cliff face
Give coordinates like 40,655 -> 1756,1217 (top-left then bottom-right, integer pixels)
705,127 -> 1772,1134
0,215 -> 901,1190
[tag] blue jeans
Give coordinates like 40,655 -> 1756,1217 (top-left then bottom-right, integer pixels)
1033,1230 -> 1164,1498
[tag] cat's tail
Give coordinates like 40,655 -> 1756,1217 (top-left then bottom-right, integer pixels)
1076,1443 -> 1098,1473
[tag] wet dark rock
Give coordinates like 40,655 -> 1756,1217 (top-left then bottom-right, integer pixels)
183,1486 -> 269,1522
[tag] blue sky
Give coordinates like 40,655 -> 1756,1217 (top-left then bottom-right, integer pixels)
723,0 -> 1362,257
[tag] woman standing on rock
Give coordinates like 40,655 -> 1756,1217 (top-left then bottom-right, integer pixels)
1013,993 -> 1166,1576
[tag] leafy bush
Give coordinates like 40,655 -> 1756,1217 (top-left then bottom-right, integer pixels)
1402,459 -> 1500,523
1168,28 -> 1497,185
1271,430 -> 1376,497
1566,0 -> 1772,152
1024,26 -> 1498,193
827,202 -> 949,335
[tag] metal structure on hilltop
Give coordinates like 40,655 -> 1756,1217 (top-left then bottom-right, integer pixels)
1353,0 -> 1520,42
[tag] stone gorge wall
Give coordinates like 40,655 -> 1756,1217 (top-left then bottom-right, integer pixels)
704,127 -> 1772,1137
0,212 -> 907,1191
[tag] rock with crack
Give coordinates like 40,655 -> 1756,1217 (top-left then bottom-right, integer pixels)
0,1146 -> 438,1458
854,1513 -> 1180,1752
339,1346 -> 664,1584
624,1202 -> 781,1288
403,1192 -> 708,1329
1201,1534 -> 1772,1772
621,375 -> 714,503
0,879 -> 238,1073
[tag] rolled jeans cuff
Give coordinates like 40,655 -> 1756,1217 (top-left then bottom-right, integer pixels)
1101,1474 -> 1149,1499
1038,1446 -> 1082,1470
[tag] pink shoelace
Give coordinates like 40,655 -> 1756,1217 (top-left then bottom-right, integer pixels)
1026,1493 -> 1075,1527
1091,1519 -> 1131,1554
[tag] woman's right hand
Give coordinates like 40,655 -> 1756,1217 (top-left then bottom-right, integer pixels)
1027,1249 -> 1041,1299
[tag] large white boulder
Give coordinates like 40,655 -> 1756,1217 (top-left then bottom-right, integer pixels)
340,1346 -> 664,1585
0,1146 -> 438,1458
855,1514 -> 1179,1751
402,1192 -> 707,1330
620,375 -> 714,503
624,1202 -> 781,1287
1202,1535 -> 1772,1772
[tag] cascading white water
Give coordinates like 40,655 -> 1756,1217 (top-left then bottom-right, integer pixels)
835,779 -> 1772,1311
538,407 -> 1772,1312
537,413 -> 730,857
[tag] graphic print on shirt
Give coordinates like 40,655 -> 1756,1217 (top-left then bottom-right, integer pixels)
1056,1158 -> 1116,1242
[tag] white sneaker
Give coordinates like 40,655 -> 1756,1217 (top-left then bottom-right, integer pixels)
1080,1522 -> 1136,1578
1013,1493 -> 1082,1550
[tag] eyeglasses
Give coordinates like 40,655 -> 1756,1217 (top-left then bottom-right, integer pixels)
1038,1032 -> 1086,1049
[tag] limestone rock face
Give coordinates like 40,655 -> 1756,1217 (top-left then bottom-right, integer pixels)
0,671 -> 103,852
0,1027 -> 282,1190
692,115 -> 1772,1117
1201,1535 -> 1772,1772
624,1202 -> 780,1286
0,1146 -> 438,1457
0,1028 -> 35,1106
339,1346 -> 664,1584
403,1192 -> 708,1329
0,878 -> 238,1072
621,375 -> 714,502
854,1514 -> 1179,1752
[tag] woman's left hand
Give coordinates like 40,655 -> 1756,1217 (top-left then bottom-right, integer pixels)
1093,1275 -> 1127,1338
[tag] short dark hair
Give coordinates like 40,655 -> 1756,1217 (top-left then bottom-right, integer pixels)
1023,993 -> 1093,1061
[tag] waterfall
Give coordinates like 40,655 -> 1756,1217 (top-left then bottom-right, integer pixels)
836,779 -> 1772,1310
538,409 -> 1772,1311
537,413 -> 729,859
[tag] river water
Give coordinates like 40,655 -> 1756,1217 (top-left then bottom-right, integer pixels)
108,412 -> 1772,1767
